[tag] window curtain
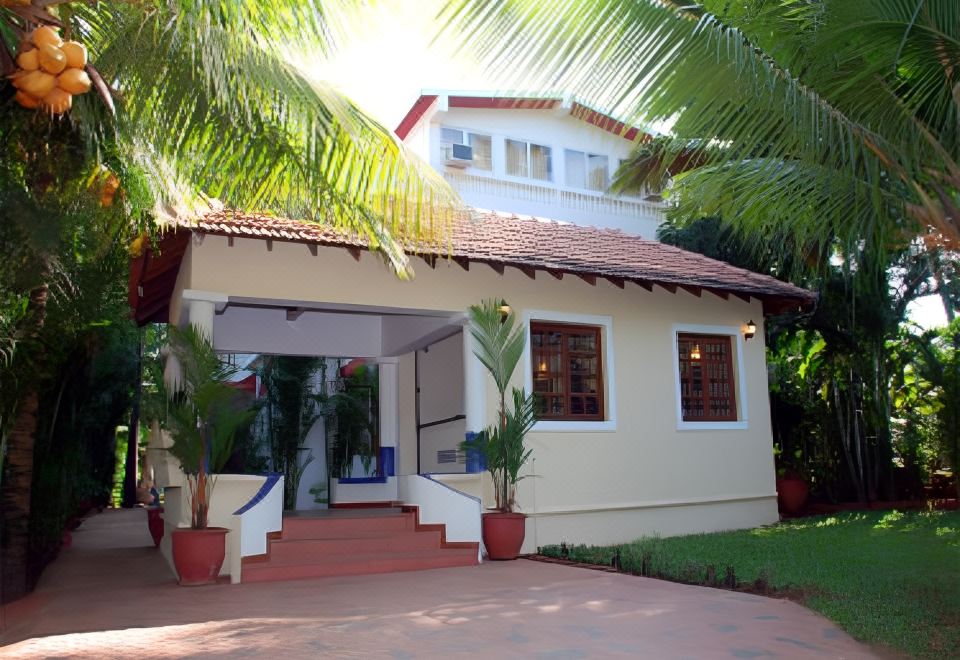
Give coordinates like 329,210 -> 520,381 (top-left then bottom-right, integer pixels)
505,139 -> 528,177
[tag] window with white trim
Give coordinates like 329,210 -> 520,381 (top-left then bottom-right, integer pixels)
531,322 -> 604,420
565,149 -> 609,191
440,127 -> 492,171
676,333 -> 737,421
506,138 -> 552,181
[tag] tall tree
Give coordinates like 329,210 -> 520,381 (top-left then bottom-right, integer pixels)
1,0 -> 457,602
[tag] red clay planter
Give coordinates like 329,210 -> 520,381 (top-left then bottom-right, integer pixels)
172,527 -> 228,585
147,507 -> 164,547
482,512 -> 526,560
776,476 -> 809,515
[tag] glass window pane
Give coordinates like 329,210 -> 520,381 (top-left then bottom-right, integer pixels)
506,139 -> 528,177
441,127 -> 464,143
469,134 -> 492,171
565,149 -> 586,187
530,143 -> 552,181
587,154 -> 609,191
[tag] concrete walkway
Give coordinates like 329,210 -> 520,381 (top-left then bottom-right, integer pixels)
1,509 -> 876,659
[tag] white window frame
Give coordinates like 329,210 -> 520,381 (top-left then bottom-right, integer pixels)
439,125 -> 493,173
523,310 -> 616,432
503,136 -> 553,183
564,148 -> 609,192
671,323 -> 749,431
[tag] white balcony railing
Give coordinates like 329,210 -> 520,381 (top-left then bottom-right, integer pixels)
443,170 -> 666,223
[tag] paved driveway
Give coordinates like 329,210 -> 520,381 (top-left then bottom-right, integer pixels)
1,509 -> 875,659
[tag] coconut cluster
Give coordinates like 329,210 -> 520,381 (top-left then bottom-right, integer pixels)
10,26 -> 91,114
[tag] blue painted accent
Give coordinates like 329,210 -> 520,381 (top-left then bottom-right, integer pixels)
233,473 -> 282,515
464,432 -> 486,473
337,476 -> 388,484
379,446 -> 395,477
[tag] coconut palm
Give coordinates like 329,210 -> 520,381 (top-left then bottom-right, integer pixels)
0,0 -> 458,602
2,1 -> 457,263
442,0 -> 960,270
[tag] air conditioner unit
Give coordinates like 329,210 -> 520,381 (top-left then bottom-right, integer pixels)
445,143 -> 473,168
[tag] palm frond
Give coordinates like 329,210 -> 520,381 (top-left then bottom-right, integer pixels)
6,2 -> 461,274
441,0 -> 960,258
469,299 -> 526,397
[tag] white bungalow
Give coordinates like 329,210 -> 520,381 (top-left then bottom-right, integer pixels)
130,207 -> 814,583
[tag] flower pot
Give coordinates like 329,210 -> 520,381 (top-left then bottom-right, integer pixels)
147,507 -> 165,547
482,512 -> 526,560
171,527 -> 228,585
776,476 -> 809,515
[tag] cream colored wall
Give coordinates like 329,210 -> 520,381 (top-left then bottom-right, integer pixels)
397,351 -> 418,476
168,239 -> 193,326
187,236 -> 779,546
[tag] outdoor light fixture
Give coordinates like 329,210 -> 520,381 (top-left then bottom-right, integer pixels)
690,344 -> 702,360
744,320 -> 757,341
538,359 -> 548,373
498,299 -> 511,323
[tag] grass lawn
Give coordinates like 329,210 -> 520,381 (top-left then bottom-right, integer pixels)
540,509 -> 960,658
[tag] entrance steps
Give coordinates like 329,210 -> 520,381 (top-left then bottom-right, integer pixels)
241,505 -> 479,583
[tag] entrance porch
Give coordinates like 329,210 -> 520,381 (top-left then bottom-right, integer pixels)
152,291 -> 490,582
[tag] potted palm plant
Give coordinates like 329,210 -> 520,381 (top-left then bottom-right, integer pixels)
165,325 -> 253,585
463,300 -> 537,559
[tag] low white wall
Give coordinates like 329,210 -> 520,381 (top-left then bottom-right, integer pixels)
523,495 -> 779,553
430,472 -> 486,502
398,474 -> 482,561
161,474 -> 281,583
331,477 -> 398,503
296,418 -> 327,510
231,475 -> 284,584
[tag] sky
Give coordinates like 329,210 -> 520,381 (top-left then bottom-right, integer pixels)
313,0 -> 497,129
312,1 -> 950,330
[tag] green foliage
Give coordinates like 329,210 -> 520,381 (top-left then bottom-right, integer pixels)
463,300 -> 536,512
543,510 -> 960,658
257,356 -> 323,509
464,387 -> 537,511
165,326 -> 255,528
323,363 -> 378,480
468,300 -> 526,399
444,0 -> 960,256
2,1 -> 459,274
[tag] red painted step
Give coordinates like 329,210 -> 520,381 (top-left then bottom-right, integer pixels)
241,506 -> 478,583
242,548 -> 478,583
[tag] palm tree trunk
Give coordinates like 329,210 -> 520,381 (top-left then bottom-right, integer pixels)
122,330 -> 142,507
1,283 -> 48,603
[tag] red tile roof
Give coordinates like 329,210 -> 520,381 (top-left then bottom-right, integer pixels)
192,210 -> 815,312
394,93 -> 648,142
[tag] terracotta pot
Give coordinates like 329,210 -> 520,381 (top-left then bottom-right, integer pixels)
147,507 -> 165,547
777,476 -> 809,515
482,512 -> 526,560
171,527 -> 228,585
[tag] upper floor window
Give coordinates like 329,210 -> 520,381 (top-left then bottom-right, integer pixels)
440,127 -> 492,171
677,334 -> 737,421
506,139 -> 552,181
531,323 -> 603,420
565,150 -> 609,191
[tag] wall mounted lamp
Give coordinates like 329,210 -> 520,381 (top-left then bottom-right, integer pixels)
498,299 -> 511,324
744,320 -> 757,341
689,344 -> 702,361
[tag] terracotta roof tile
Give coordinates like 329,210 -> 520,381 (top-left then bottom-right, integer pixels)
191,210 -> 815,309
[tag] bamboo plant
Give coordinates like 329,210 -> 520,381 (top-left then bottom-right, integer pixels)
463,300 -> 537,512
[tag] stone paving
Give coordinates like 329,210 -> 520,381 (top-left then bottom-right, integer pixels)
0,509 -> 876,659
